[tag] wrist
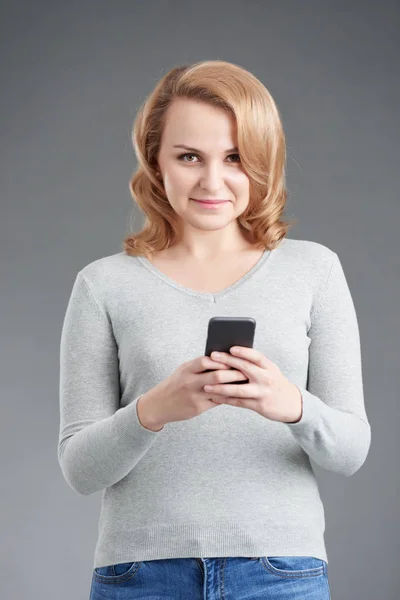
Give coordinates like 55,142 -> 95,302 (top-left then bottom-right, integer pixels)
137,391 -> 165,432
286,384 -> 303,423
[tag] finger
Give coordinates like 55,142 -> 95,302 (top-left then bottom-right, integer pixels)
210,352 -> 254,379
203,369 -> 247,385
197,357 -> 230,373
211,395 -> 254,407
218,397 -> 259,410
230,346 -> 270,369
220,370 -> 248,383
204,382 -> 256,397
212,361 -> 231,369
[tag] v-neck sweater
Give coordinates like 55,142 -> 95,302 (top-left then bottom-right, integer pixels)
58,237 -> 371,569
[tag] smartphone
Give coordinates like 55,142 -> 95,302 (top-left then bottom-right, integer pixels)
203,316 -> 256,384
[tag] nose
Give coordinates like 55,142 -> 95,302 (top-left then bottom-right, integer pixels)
199,162 -> 225,193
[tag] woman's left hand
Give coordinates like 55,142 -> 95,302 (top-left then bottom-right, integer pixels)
204,346 -> 303,424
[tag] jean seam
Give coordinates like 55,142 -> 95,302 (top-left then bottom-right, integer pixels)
261,557 -> 324,579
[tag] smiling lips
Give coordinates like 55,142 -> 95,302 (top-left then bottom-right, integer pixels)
191,198 -> 230,205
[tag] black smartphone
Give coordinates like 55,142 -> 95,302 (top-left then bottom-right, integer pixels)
203,316 -> 256,384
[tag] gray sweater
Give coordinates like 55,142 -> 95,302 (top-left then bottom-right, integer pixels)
58,237 -> 371,569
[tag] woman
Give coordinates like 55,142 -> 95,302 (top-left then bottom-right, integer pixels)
58,60 -> 371,599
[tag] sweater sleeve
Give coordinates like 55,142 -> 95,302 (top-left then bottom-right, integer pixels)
58,272 -> 162,496
286,253 -> 371,476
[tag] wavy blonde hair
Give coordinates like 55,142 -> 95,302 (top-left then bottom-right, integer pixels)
123,60 -> 297,257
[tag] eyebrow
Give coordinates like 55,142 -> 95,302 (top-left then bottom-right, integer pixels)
173,144 -> 239,154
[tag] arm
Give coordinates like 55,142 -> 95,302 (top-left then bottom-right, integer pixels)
58,272 -> 162,496
286,253 -> 371,476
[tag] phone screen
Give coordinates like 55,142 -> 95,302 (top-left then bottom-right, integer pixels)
203,317 -> 256,384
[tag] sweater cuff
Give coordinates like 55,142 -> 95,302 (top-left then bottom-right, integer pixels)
285,385 -> 321,436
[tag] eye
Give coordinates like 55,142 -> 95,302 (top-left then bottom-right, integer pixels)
177,153 -> 198,163
177,153 -> 241,163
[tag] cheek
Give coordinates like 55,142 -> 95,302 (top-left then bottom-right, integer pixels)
232,175 -> 250,200
166,167 -> 194,193
229,169 -> 249,188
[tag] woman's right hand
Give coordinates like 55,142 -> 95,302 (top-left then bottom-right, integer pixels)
139,355 -> 248,428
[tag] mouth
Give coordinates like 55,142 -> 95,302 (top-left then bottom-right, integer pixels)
190,198 -> 230,206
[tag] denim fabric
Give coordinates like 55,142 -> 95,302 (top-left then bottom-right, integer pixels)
90,555 -> 331,599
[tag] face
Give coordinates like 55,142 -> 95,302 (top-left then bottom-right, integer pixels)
156,98 -> 250,240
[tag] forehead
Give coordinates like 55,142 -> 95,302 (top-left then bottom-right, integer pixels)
161,98 -> 237,149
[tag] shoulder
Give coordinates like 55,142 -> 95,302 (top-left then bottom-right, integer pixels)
276,237 -> 337,273
78,251 -> 126,279
74,251 -> 141,300
277,237 -> 336,261
274,238 -> 340,304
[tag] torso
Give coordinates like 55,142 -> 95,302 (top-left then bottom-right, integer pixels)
144,246 -> 266,294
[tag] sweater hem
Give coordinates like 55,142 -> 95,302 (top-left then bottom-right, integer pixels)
93,522 -> 328,569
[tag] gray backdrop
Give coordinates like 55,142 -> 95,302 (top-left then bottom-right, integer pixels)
1,1 -> 399,598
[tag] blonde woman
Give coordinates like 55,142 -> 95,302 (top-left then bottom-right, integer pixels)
58,60 -> 370,599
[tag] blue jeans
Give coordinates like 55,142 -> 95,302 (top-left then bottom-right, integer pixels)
90,556 -> 331,599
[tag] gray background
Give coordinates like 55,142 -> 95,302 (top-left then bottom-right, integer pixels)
1,1 -> 399,598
